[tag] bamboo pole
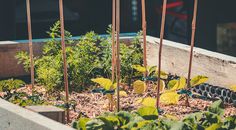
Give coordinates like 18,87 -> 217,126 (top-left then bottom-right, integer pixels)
59,0 -> 70,123
110,0 -> 116,111
141,0 -> 147,77
116,0 -> 121,112
112,0 -> 116,83
186,0 -> 198,106
26,0 -> 34,92
156,0 -> 168,109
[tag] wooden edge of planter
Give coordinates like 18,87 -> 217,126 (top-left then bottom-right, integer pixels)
146,36 -> 236,63
0,99 -> 74,130
145,36 -> 236,88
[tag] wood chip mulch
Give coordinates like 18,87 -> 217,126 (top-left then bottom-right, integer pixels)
2,85 -> 236,123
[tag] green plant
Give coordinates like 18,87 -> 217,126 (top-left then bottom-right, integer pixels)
91,77 -> 128,111
73,100 -> 236,130
131,73 -> 208,106
159,75 -> 209,105
10,93 -> 45,107
96,28 -> 143,85
16,22 -> 143,92
132,65 -> 168,80
67,32 -> 100,90
0,79 -> 44,106
131,65 -> 167,94
0,79 -> 25,100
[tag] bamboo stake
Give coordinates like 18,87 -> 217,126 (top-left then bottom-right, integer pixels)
141,0 -> 147,77
116,0 -> 120,112
26,0 -> 34,92
156,0 -> 168,109
112,0 -> 116,83
186,0 -> 198,106
59,0 -> 70,123
110,0 -> 116,111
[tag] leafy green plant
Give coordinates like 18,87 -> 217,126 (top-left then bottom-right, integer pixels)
159,75 -> 209,105
0,79 -> 44,106
16,22 -> 143,92
73,100 -> 235,130
131,73 -> 208,106
96,29 -> 143,85
10,93 -> 44,107
0,79 -> 25,100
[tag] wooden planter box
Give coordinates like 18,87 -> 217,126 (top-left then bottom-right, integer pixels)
0,36 -> 236,88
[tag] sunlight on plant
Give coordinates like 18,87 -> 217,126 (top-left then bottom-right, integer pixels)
91,78 -> 114,90
160,91 -> 180,105
136,97 -> 157,107
190,75 -> 208,87
229,85 -> 236,92
168,77 -> 186,91
133,80 -> 147,94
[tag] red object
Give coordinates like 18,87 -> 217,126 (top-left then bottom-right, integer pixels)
166,1 -> 183,9
157,0 -> 188,20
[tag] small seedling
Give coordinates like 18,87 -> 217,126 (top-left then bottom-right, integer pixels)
91,77 -> 128,111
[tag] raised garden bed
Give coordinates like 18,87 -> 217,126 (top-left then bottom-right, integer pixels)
1,23 -> 236,130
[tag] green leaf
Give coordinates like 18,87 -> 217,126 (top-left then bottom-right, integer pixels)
205,123 -> 221,130
208,100 -> 224,116
86,118 -> 113,130
160,91 -> 180,105
104,116 -> 120,127
147,66 -> 157,75
132,65 -> 146,73
170,121 -> 192,130
118,90 -> 128,97
136,97 -> 156,107
229,85 -> 236,92
182,112 -> 205,129
190,76 -> 208,87
169,77 -> 186,91
157,118 -> 176,130
137,106 -> 158,120
201,111 -> 221,128
163,114 -> 178,121
136,121 -> 159,130
121,115 -> 144,129
222,115 -> 236,129
19,100 -> 27,107
91,78 -> 113,90
133,120 -> 152,129
116,111 -> 132,125
155,70 -> 168,79
77,118 -> 91,130
155,80 -> 166,92
133,80 -> 147,94
168,80 -> 178,89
